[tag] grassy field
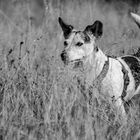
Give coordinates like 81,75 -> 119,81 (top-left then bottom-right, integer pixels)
0,0 -> 140,139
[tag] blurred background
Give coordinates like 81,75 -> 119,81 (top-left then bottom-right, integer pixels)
0,0 -> 140,56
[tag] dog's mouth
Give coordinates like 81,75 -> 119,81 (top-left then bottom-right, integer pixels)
73,60 -> 83,68
61,52 -> 86,69
69,58 -> 85,69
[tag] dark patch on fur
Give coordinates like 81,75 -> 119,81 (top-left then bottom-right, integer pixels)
58,17 -> 73,39
64,41 -> 68,47
84,20 -> 103,38
83,34 -> 90,43
121,56 -> 140,89
119,62 -> 130,99
94,45 -> 99,52
133,47 -> 140,58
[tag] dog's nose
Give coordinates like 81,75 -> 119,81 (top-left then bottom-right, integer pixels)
61,51 -> 68,64
61,51 -> 66,60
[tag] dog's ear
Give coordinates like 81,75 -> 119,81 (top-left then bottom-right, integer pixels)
58,17 -> 73,38
84,20 -> 103,39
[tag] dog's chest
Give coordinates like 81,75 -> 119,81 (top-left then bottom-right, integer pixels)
99,60 -> 124,99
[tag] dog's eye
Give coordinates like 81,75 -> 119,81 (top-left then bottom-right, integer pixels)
76,42 -> 83,47
64,41 -> 68,46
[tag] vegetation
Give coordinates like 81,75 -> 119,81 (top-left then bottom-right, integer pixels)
0,0 -> 140,139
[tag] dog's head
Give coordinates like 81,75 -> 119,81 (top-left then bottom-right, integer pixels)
59,17 -> 103,68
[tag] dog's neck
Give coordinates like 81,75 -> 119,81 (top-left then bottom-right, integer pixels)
84,48 -> 108,85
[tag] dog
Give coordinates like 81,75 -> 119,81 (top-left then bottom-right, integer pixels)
58,17 -> 140,120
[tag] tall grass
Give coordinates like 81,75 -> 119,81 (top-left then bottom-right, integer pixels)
0,0 -> 140,139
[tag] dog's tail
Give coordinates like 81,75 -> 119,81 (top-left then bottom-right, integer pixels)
130,12 -> 140,28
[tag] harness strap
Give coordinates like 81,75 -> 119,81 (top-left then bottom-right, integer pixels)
93,56 -> 109,89
88,57 -> 109,105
